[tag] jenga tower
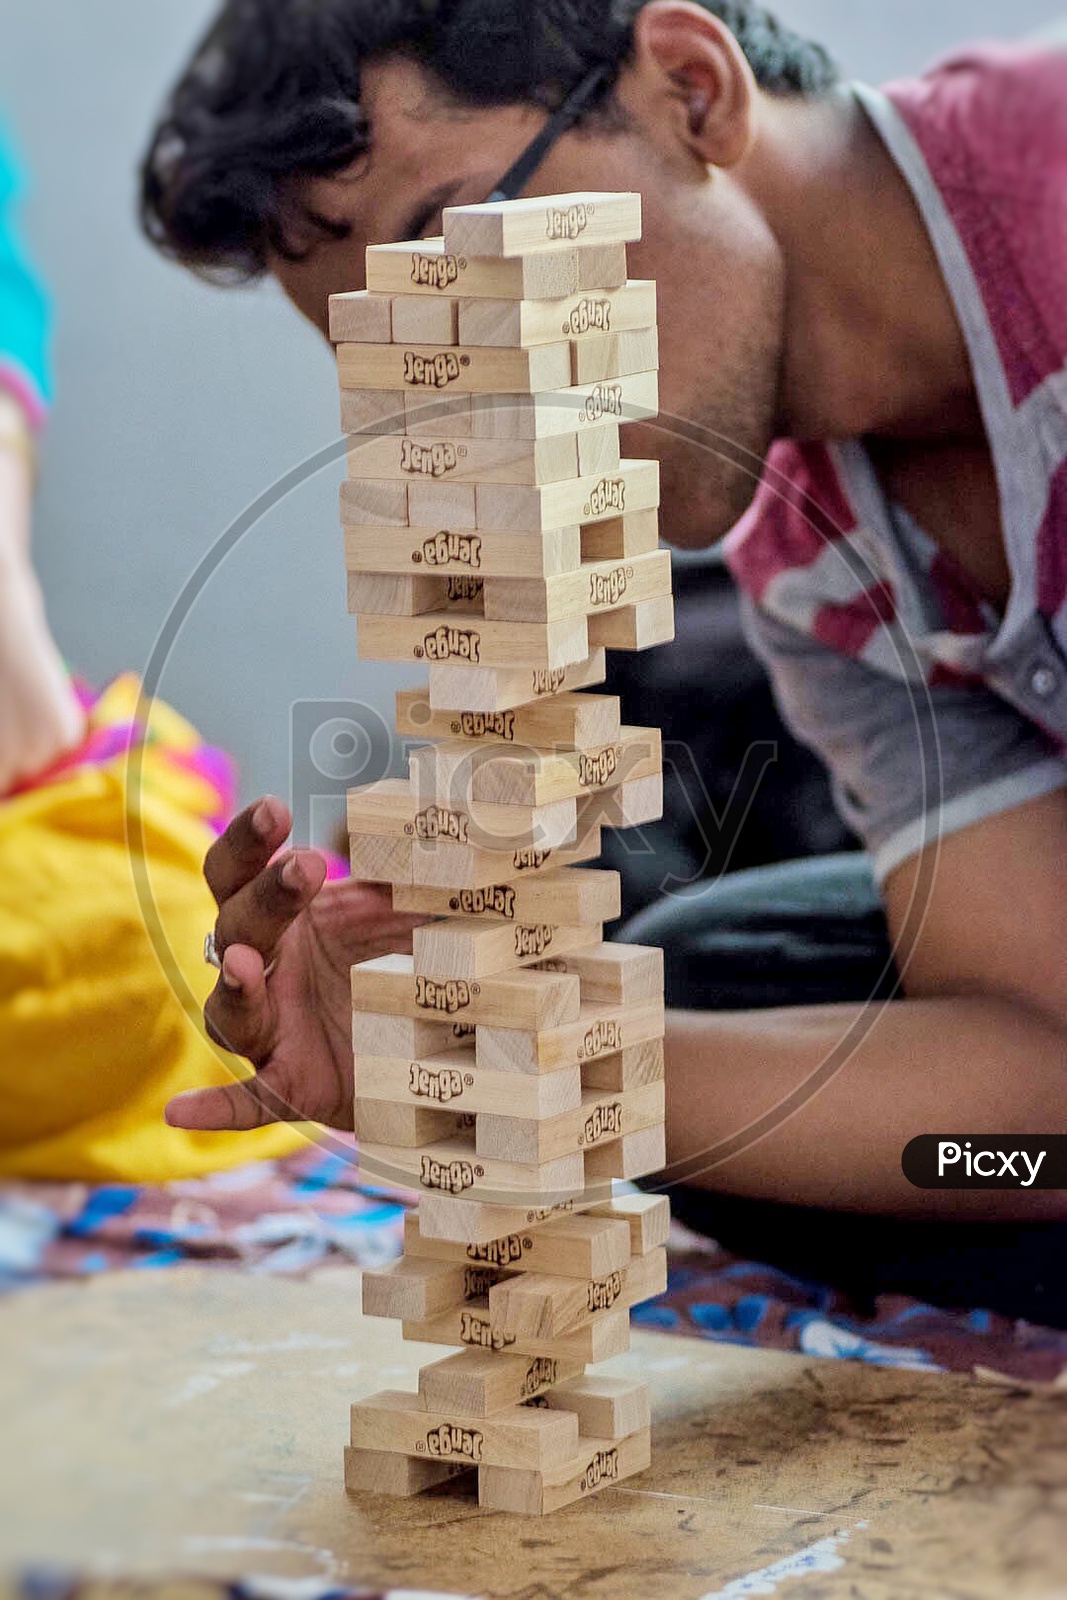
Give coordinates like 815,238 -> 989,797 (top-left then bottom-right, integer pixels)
333,193 -> 674,1515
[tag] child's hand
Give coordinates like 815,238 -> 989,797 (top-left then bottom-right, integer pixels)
166,796 -> 426,1132
0,556 -> 85,793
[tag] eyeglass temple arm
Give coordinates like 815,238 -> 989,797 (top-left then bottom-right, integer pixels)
484,62 -> 615,205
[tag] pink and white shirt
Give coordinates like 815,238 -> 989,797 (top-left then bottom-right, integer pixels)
724,46 -> 1067,881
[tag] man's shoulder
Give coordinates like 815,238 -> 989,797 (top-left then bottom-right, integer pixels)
723,441 -> 858,609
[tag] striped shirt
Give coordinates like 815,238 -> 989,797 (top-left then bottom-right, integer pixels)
724,46 -> 1067,881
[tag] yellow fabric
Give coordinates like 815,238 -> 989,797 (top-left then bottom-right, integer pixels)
0,680 -> 305,1181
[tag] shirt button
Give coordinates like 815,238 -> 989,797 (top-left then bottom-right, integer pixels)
1031,665 -> 1060,699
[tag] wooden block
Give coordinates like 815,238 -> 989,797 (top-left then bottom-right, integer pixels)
359,1051 -> 582,1121
578,772 -> 664,832
592,1193 -> 671,1255
409,733 -> 655,810
347,574 -> 453,618
457,281 -> 657,349
475,1000 -> 666,1075
580,509 -> 660,563
406,478 -> 478,532
469,372 -> 659,442
340,388 -> 407,436
365,237 -> 581,301
443,193 -> 642,259
352,1011 -> 475,1060
340,478 -> 409,526
587,595 -> 676,652
577,422 -> 622,478
409,826 -> 603,892
475,460 -> 660,535
581,1040 -> 665,1094
345,524 -> 582,581
358,1135 -> 586,1204
354,1098 -> 465,1148
623,1244 -> 669,1307
351,953 -> 581,1033
346,433 -> 581,487
403,390 -> 472,437
477,1428 -> 651,1515
418,1349 -> 584,1419
537,944 -> 665,1008
584,1123 -> 667,1183
482,552 -> 672,624
571,327 -> 660,386
356,612 -> 590,672
394,869 -> 621,928
404,1303 -> 630,1365
362,1257 -> 476,1322
476,1080 -> 666,1166
404,1209 -> 632,1280
389,293 -> 458,346
429,651 -> 607,715
396,689 -> 621,753
415,1190 -> 612,1246
544,1377 -> 651,1441
337,341 -> 573,396
351,1389 -> 579,1471
344,1445 -> 470,1497
412,918 -> 603,983
347,778 -> 578,854
329,290 -> 393,344
577,243 -> 629,291
488,1270 -> 627,1342
349,833 -> 413,885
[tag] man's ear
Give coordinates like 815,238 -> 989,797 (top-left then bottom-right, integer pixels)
618,0 -> 759,170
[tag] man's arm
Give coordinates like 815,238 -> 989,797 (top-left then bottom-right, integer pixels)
664,789 -> 1067,1222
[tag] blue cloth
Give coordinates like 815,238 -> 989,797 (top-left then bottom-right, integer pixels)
0,121 -> 52,421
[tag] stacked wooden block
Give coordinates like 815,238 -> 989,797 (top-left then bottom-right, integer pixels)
333,193 -> 674,1515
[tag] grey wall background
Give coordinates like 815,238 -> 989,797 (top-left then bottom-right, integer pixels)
1,1 -> 1063,843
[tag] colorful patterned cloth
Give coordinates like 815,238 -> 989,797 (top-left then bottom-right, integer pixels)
4,1151 -> 1067,1383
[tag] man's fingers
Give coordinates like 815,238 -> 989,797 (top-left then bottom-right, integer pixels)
166,1073 -> 299,1132
203,945 -> 275,1061
204,796 -> 292,908
214,849 -> 327,964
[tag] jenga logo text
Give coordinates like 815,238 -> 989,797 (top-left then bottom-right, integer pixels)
521,1359 -> 560,1399
515,924 -> 554,959
587,478 -> 627,520
563,298 -> 611,336
458,711 -> 515,741
408,1064 -> 466,1104
589,564 -> 630,608
581,1449 -> 620,1492
410,252 -> 461,291
462,1266 -> 499,1299
546,203 -> 590,241
584,1102 -> 624,1145
414,977 -> 472,1015
458,886 -> 516,919
459,1312 -> 515,1351
422,532 -> 482,569
446,575 -> 484,603
513,848 -> 551,873
467,1234 -> 530,1267
420,1156 -> 477,1193
583,1021 -> 623,1059
425,1424 -> 483,1462
452,1023 -> 477,1041
579,746 -> 620,789
415,806 -> 469,844
423,626 -> 481,664
531,668 -> 567,697
403,350 -> 462,388
400,438 -> 459,477
588,1272 -> 624,1312
583,382 -> 624,423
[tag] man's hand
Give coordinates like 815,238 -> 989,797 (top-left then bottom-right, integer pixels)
166,796 -> 425,1132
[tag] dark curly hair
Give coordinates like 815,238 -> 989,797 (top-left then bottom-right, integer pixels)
141,0 -> 838,283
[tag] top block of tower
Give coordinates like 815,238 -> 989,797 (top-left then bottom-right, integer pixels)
443,194 -> 643,260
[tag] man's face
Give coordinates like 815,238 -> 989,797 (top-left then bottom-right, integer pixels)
273,57 -> 786,548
